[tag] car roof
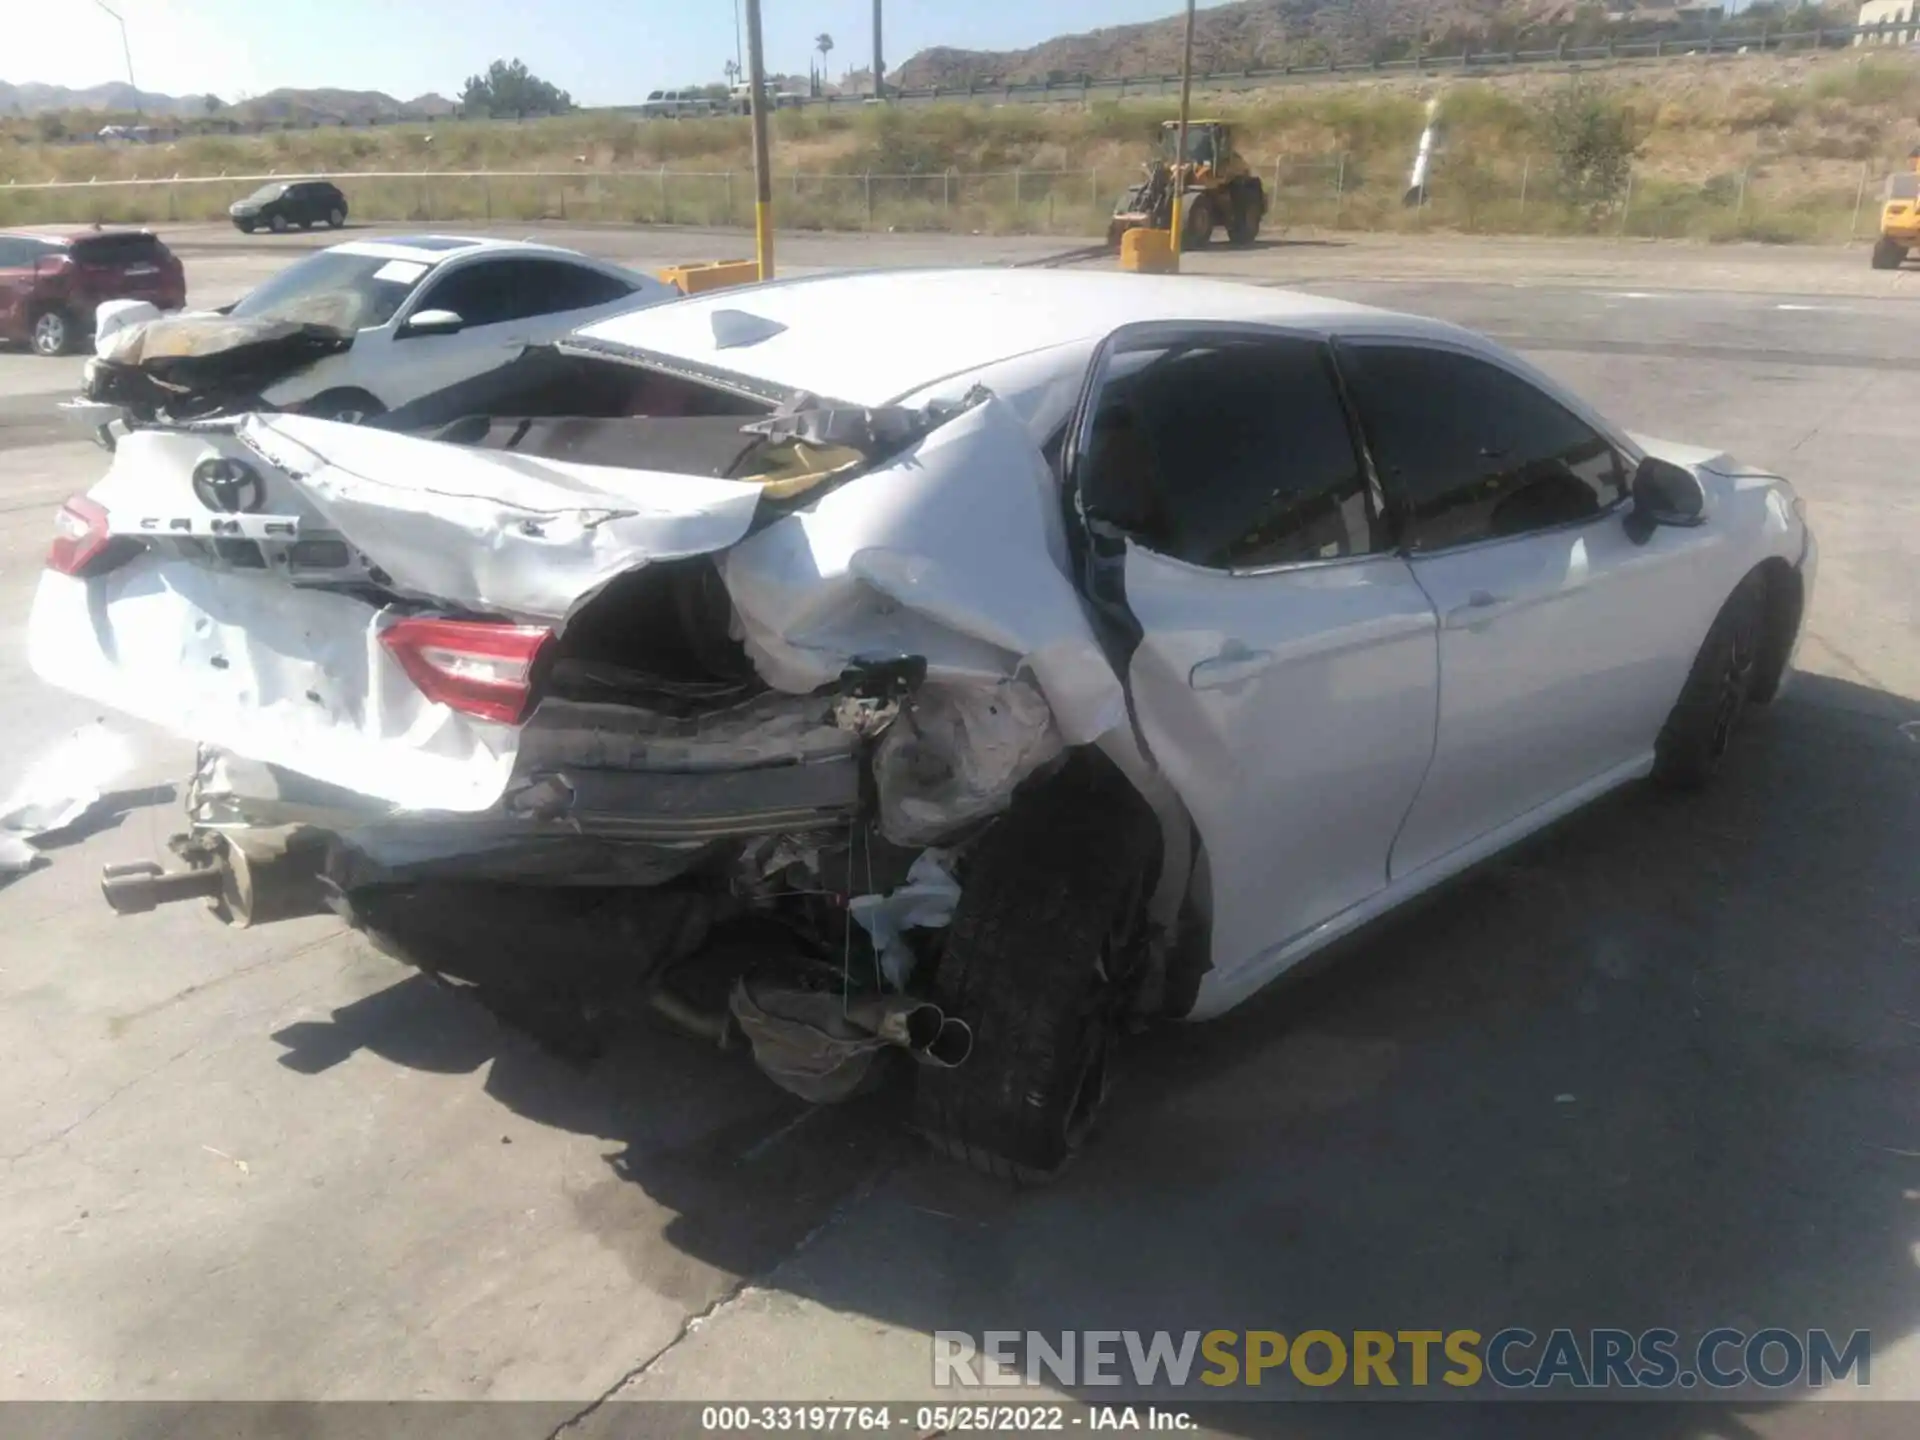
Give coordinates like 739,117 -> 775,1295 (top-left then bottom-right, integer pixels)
327,234 -> 600,264
570,267 -> 1423,406
1,227 -> 159,247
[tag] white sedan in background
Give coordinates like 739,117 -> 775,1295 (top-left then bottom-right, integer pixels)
207,234 -> 677,422
29,270 -> 1816,1179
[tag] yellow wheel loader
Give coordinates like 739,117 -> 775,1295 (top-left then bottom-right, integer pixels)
1108,120 -> 1268,253
1872,147 -> 1920,271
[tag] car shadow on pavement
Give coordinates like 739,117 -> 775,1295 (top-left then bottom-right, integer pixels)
264,673 -> 1917,1432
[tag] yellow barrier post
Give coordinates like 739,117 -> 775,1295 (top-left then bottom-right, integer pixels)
1168,0 -> 1197,273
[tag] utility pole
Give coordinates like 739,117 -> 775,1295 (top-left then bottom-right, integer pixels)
1169,0 -> 1196,271
733,0 -> 744,75
745,0 -> 774,279
94,1 -> 139,114
872,0 -> 885,100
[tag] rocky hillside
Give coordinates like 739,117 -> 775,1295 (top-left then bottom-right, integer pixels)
893,0 -> 1591,88
0,79 -> 454,124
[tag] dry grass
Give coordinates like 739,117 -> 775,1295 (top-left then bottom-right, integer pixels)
5,49 -> 1916,243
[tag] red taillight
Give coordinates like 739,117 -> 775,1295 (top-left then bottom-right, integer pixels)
47,496 -> 116,576
380,617 -> 553,725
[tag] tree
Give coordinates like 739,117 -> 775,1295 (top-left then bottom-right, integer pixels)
816,32 -> 834,70
724,58 -> 740,87
203,94 -> 224,114
459,58 -> 574,119
1540,78 -> 1638,214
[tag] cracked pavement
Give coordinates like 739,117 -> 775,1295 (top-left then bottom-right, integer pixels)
0,229 -> 1915,1430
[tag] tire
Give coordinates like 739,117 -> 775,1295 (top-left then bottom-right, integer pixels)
1871,236 -> 1907,270
1226,181 -> 1262,246
1652,571 -> 1769,790
914,756 -> 1161,1182
269,213 -> 289,233
1180,195 -> 1212,252
30,308 -> 74,357
302,389 -> 386,425
327,208 -> 346,228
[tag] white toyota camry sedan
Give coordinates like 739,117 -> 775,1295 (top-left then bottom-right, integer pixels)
28,269 -> 1816,1178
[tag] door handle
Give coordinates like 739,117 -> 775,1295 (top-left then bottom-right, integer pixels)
1444,590 -> 1507,628
1189,649 -> 1275,690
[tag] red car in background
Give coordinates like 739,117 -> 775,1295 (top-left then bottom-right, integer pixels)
0,229 -> 187,356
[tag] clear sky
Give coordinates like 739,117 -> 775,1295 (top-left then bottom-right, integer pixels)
13,1 -> 1208,106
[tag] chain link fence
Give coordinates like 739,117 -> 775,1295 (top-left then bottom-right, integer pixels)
0,156 -> 1898,245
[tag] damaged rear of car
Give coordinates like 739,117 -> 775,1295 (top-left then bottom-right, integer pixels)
29,320 -> 1165,1178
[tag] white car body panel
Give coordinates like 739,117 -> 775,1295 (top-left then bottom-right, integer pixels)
1121,545 -> 1439,983
25,269 -> 1817,1022
1389,512 -> 1722,878
29,560 -> 517,814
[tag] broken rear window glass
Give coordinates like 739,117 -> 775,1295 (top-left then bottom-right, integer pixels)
228,249 -> 431,331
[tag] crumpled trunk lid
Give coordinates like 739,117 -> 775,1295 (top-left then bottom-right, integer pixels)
28,396 -> 1125,820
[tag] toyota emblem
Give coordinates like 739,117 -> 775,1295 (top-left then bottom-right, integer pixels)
191,457 -> 265,514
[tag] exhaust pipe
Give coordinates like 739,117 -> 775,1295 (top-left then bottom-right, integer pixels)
729,978 -> 976,1103
99,828 -> 330,927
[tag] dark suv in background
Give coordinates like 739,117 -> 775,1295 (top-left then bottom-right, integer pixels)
0,229 -> 187,355
229,180 -> 349,234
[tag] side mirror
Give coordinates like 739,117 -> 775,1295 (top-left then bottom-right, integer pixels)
400,308 -> 464,337
1626,455 -> 1705,541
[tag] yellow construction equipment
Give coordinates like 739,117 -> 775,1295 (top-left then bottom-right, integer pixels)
1108,120 -> 1268,252
655,259 -> 760,295
1872,147 -> 1920,270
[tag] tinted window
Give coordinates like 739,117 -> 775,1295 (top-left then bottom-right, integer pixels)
0,238 -> 41,268
1340,344 -> 1626,551
512,259 -> 633,315
229,249 -> 429,329
69,232 -> 169,267
1083,336 -> 1373,569
414,260 -> 520,327
419,259 -> 631,327
243,183 -> 288,204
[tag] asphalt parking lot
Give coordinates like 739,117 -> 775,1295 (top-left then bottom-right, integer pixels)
0,226 -> 1915,1433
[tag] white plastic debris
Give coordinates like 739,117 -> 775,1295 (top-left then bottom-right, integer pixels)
0,721 -> 140,874
848,849 -> 963,990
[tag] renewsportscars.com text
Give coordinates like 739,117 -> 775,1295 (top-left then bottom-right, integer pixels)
932,1328 -> 1871,1392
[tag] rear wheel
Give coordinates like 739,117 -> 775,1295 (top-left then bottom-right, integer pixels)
1652,571 -> 1769,790
1871,236 -> 1907,270
327,207 -> 346,228
30,308 -> 73,357
1226,182 -> 1263,247
914,756 -> 1161,1182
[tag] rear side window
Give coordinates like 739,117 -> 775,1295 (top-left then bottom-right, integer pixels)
421,259 -> 633,327
1082,335 -> 1374,569
1339,344 -> 1626,552
69,233 -> 169,267
509,259 -> 634,315
0,238 -> 51,268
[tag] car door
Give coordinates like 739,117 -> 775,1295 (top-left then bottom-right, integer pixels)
376,257 -> 534,406
1063,324 -> 1440,1012
1336,337 -> 1710,880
